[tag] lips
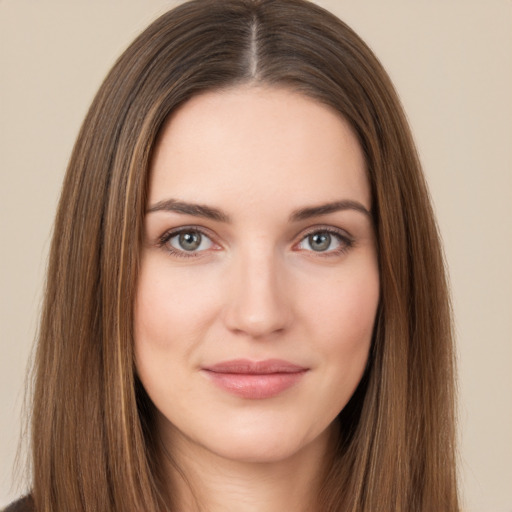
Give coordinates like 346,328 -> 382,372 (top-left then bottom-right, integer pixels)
201,359 -> 308,399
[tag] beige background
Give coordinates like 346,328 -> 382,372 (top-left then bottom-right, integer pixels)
1,1 -> 511,510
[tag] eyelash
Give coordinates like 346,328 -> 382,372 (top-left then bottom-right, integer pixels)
296,226 -> 354,257
157,226 -> 354,259
157,226 -> 218,259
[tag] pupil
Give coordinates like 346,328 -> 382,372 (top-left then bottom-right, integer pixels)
179,232 -> 201,251
310,232 -> 331,251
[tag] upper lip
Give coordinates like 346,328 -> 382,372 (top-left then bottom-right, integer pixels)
203,359 -> 307,374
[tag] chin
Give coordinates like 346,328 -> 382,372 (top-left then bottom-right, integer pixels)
193,419 -> 333,466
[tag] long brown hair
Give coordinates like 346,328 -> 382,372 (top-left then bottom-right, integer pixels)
30,0 -> 459,510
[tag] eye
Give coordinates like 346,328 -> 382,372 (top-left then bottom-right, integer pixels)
161,228 -> 215,256
296,228 -> 353,255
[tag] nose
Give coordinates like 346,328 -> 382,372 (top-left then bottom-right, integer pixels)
222,248 -> 292,339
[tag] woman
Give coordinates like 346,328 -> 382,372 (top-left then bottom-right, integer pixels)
6,0 -> 459,510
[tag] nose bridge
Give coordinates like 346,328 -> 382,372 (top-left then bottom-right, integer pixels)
223,242 -> 290,338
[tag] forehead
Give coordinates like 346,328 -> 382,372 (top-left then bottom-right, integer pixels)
148,86 -> 370,213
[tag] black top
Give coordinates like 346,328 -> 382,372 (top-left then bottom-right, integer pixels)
2,496 -> 34,512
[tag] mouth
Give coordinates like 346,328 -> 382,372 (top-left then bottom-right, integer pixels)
201,359 -> 309,399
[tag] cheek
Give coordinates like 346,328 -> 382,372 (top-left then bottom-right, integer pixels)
303,263 -> 380,349
134,261 -> 220,350
300,260 -> 379,406
133,261 -> 222,413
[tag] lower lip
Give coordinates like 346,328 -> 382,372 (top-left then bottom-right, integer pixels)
203,370 -> 307,399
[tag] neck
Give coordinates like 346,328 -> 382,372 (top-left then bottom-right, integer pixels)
159,420 -> 335,512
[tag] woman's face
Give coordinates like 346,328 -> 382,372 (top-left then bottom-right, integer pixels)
135,86 -> 379,464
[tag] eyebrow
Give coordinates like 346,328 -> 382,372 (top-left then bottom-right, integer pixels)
146,198 -> 371,223
147,199 -> 231,222
289,200 -> 372,222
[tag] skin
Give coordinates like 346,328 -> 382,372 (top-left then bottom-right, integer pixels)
134,86 -> 380,512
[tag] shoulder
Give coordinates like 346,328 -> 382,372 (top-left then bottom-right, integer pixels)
2,496 -> 34,512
